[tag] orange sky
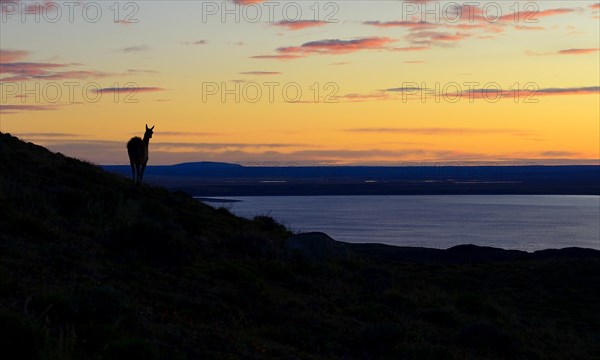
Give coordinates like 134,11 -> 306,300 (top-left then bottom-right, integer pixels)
1,0 -> 599,165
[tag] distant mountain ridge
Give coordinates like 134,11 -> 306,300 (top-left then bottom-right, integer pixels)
170,161 -> 243,168
102,162 -> 600,196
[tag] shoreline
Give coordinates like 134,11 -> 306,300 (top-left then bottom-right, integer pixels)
194,197 -> 242,203
196,195 -> 600,252
344,240 -> 600,263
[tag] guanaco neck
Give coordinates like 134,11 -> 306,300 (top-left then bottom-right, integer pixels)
143,134 -> 151,147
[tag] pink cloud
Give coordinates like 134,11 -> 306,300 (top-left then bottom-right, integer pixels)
0,49 -> 29,62
446,6 -> 574,24
0,50 -> 115,82
364,8 -> 509,47
253,37 -> 395,60
0,61 -> 111,81
1,62 -> 71,76
532,86 -> 599,96
558,48 -> 599,55
0,104 -> 60,114
277,37 -> 395,55
407,31 -> 469,45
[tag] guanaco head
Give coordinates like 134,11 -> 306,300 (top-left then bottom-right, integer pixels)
144,124 -> 155,139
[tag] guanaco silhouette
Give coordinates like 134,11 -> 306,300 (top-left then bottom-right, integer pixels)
127,124 -> 154,185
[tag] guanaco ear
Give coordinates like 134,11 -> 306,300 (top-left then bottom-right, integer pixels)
145,124 -> 149,130
150,125 -> 155,130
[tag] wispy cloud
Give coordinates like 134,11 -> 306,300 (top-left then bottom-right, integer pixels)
364,5 -> 577,48
335,93 -> 391,102
535,86 -> 599,95
183,40 -> 208,45
526,48 -> 600,56
0,104 -> 62,114
558,48 -> 599,55
254,37 -> 396,60
384,86 -> 429,92
378,85 -> 600,100
118,45 -> 150,53
453,86 -> 600,99
0,62 -> 70,81
14,132 -> 82,138
89,87 -> 165,94
279,37 -> 395,55
464,86 -> 599,98
0,50 -> 112,81
539,151 -> 580,157
344,128 -> 531,136
152,142 -> 309,151
406,31 -> 470,46
250,54 -> 303,61
0,49 -> 29,62
2,69 -> 112,82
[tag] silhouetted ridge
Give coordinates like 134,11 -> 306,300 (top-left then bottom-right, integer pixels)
1,131 -> 599,359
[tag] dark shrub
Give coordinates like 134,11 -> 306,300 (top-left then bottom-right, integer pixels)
102,221 -> 197,267
0,310 -> 41,359
104,337 -> 159,360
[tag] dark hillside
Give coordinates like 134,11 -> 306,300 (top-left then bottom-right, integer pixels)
1,132 -> 599,359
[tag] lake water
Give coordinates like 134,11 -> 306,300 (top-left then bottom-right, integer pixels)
198,195 -> 600,251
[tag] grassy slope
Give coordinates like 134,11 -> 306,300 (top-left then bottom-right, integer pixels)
1,132 -> 599,359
